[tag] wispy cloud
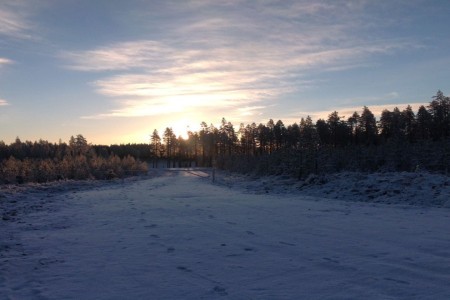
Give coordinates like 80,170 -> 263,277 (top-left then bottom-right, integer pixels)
0,99 -> 9,106
237,106 -> 266,117
64,0 -> 415,119
0,2 -> 32,39
63,41 -> 173,72
0,57 -> 14,66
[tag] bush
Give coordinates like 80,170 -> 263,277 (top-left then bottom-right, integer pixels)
0,153 -> 148,184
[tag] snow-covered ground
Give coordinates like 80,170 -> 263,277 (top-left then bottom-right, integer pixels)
216,171 -> 450,207
1,170 -> 450,299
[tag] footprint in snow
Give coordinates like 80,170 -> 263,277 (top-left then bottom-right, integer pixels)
212,286 -> 228,296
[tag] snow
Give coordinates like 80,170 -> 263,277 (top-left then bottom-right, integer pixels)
216,171 -> 450,207
1,170 -> 450,299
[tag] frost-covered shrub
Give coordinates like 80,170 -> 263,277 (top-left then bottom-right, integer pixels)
1,156 -> 20,183
0,153 -> 148,184
34,159 -> 56,182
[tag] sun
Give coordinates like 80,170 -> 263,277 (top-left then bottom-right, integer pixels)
171,119 -> 198,140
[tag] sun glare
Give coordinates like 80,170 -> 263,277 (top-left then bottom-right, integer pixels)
170,119 -> 198,140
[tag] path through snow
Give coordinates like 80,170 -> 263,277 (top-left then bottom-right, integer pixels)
1,170 -> 450,299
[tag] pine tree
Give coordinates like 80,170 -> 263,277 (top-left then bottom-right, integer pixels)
428,90 -> 450,139
299,116 -> 319,177
316,119 -> 330,145
347,112 -> 360,144
379,109 -> 393,141
358,106 -> 377,145
416,105 -> 432,140
274,120 -> 286,150
286,123 -> 300,150
163,128 -> 176,167
150,129 -> 161,168
402,105 -> 416,142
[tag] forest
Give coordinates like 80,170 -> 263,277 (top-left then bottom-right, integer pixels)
149,90 -> 450,177
1,90 -> 449,184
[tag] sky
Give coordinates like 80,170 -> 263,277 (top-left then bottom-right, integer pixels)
0,0 -> 449,144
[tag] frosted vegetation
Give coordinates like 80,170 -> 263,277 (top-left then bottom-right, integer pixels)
1,90 -> 449,184
0,135 -> 148,183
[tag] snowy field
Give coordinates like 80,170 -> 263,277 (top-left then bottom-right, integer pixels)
1,170 -> 450,299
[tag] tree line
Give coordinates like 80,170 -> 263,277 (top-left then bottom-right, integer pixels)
2,90 -> 449,184
150,90 -> 450,177
0,135 -> 148,184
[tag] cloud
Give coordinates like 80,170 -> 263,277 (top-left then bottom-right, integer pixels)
65,0 -> 414,119
0,2 -> 32,39
0,58 -> 14,66
0,99 -> 9,106
238,106 -> 266,117
63,41 -> 173,72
